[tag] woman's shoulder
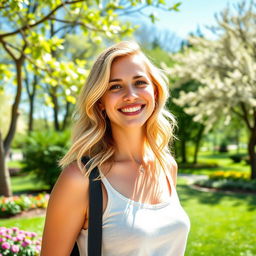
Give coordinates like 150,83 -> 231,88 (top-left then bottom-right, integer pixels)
51,161 -> 89,201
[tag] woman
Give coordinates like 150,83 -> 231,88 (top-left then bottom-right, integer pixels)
41,41 -> 190,256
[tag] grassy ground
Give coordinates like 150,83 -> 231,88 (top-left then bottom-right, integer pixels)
0,216 -> 45,236
179,150 -> 250,176
2,151 -> 256,255
177,178 -> 256,256
11,173 -> 50,195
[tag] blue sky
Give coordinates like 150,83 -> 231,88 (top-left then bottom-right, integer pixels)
151,0 -> 243,39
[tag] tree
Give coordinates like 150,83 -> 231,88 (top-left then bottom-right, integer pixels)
0,0 -> 181,196
165,1 -> 256,179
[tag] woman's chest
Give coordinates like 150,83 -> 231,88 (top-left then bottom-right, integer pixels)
102,202 -> 191,254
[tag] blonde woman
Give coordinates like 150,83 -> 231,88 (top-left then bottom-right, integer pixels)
41,41 -> 190,256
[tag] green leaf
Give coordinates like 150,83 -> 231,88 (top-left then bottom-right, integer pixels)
169,2 -> 181,11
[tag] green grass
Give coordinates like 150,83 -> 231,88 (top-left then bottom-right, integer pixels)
7,160 -> 23,168
179,151 -> 250,176
0,216 -> 45,236
177,178 -> 256,256
11,173 -> 50,194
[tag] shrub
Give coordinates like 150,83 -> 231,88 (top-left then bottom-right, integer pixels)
179,161 -> 219,169
229,154 -> 246,163
209,171 -> 250,180
22,130 -> 70,189
219,141 -> 228,153
0,194 -> 49,218
195,178 -> 256,192
0,227 -> 41,256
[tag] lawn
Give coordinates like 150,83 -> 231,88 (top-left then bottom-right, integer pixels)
11,173 -> 50,195
177,178 -> 256,256
0,216 -> 45,236
178,150 -> 251,176
1,151 -> 256,255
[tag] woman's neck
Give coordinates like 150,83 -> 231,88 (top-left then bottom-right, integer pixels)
111,125 -> 146,163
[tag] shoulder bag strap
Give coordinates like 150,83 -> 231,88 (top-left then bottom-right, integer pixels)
82,156 -> 103,256
70,157 -> 103,256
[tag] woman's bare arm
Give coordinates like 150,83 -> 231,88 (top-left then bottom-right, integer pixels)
40,162 -> 89,256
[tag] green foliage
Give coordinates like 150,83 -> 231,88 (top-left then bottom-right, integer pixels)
11,133 -> 27,149
21,130 -> 70,188
193,168 -> 255,193
229,153 -> 247,163
170,2 -> 181,11
195,178 -> 256,192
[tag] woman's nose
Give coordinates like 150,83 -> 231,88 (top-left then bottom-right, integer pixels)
123,86 -> 138,101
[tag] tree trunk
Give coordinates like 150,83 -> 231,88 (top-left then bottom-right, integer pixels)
235,128 -> 240,154
1,58 -> 23,196
50,20 -> 60,131
181,138 -> 187,163
248,132 -> 256,179
0,132 -> 12,196
28,75 -> 38,133
4,59 -> 23,155
52,87 -> 60,131
193,124 -> 205,164
62,101 -> 71,131
28,95 -> 34,132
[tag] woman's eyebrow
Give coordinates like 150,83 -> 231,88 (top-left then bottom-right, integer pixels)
109,75 -> 145,83
109,78 -> 122,83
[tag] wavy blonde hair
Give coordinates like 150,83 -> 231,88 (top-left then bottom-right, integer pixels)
59,41 -> 177,177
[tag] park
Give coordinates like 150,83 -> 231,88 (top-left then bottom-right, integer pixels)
0,0 -> 256,255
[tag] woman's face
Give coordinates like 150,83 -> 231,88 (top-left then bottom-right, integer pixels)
100,54 -> 157,130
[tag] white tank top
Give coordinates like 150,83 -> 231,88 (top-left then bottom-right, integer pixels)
76,172 -> 190,256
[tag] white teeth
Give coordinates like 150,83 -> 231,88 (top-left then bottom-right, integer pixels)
120,106 -> 142,113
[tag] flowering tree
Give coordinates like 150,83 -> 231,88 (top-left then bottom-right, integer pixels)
164,1 -> 256,179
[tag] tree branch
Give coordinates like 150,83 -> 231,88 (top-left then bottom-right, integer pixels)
0,38 -> 17,61
53,25 -> 74,36
0,0 -> 9,9
0,0 -> 85,39
49,17 -> 105,33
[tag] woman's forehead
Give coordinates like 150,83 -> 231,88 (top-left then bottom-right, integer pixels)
110,54 -> 148,80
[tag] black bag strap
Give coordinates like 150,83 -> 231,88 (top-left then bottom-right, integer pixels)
82,156 -> 103,256
70,157 -> 102,256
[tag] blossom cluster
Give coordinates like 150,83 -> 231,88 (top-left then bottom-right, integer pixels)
0,227 -> 41,256
209,171 -> 250,180
0,193 -> 49,218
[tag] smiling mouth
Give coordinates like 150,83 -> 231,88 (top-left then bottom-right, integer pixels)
118,104 -> 145,114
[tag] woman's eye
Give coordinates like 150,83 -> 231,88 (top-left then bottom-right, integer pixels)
135,80 -> 147,86
109,84 -> 121,91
